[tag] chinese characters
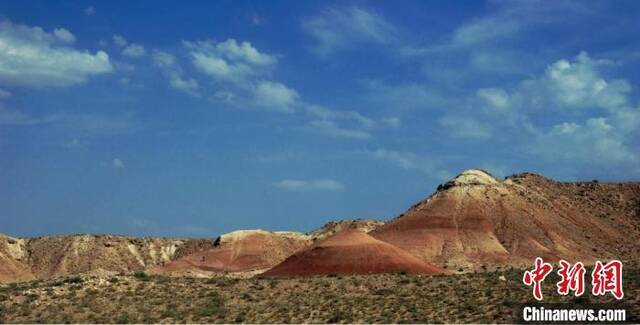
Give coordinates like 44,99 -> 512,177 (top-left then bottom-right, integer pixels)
522,258 -> 623,300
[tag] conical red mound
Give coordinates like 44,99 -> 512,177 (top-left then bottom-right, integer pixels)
261,229 -> 443,277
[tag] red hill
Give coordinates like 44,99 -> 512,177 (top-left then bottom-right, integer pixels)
261,229 -> 443,277
371,169 -> 640,271
149,230 -> 310,276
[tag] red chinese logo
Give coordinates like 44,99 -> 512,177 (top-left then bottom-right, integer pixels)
523,257 -> 554,301
591,260 -> 624,300
556,260 -> 586,296
522,258 -> 624,301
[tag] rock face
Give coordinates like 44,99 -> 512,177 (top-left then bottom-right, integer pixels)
149,230 -> 310,277
0,234 -> 213,283
262,229 -> 443,277
371,169 -> 640,271
0,234 -> 34,283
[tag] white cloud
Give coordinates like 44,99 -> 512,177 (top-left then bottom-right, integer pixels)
477,88 -> 509,110
540,52 -> 630,110
151,50 -> 175,67
0,21 -> 113,88
155,37 -> 386,140
113,35 -> 127,47
122,43 -> 146,57
274,178 -> 344,191
438,115 -> 491,139
534,117 -> 638,166
112,158 -> 124,169
473,51 -> 640,171
53,28 -> 75,44
490,51 -> 634,115
307,120 -> 371,140
433,1 -> 586,51
185,39 -> 276,82
215,39 -> 276,66
253,81 -> 298,112
151,49 -> 200,97
303,6 -> 396,56
169,75 -> 199,96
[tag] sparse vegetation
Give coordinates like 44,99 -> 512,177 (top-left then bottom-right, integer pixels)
133,271 -> 150,281
1,268 -> 638,323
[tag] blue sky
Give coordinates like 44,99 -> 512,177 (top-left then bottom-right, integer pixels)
1,1 -> 639,237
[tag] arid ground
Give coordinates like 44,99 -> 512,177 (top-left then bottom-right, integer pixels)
1,268 -> 638,324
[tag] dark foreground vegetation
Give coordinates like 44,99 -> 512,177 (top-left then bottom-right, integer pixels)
1,268 -> 638,323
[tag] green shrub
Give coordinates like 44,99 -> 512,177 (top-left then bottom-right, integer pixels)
64,276 -> 84,284
133,271 -> 150,281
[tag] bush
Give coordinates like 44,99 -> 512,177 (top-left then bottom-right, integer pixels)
133,271 -> 150,281
64,276 -> 84,284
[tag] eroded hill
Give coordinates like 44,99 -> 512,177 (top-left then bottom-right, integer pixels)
0,234 -> 214,282
370,169 -> 640,271
149,230 -> 310,277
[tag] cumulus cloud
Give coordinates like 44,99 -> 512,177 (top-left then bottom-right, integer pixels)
274,178 -> 344,191
538,52 -> 629,110
253,81 -> 298,112
303,6 -> 396,56
169,75 -> 199,96
52,28 -> 75,44
0,20 -> 113,88
474,51 -> 640,172
151,50 -> 175,67
122,43 -> 146,57
534,117 -> 638,166
496,51 -> 634,115
477,88 -> 510,110
151,49 -> 200,97
185,39 -> 276,82
151,37 -> 387,140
